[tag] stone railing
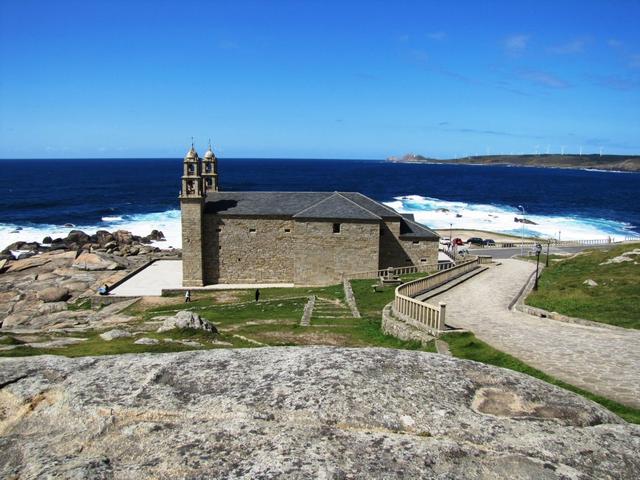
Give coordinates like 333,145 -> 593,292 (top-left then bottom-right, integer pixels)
476,237 -> 637,249
391,257 -> 483,336
342,261 -> 452,281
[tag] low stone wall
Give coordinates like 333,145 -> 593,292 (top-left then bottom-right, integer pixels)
300,295 -> 315,326
382,303 -> 434,346
515,303 -> 622,331
342,279 -> 361,318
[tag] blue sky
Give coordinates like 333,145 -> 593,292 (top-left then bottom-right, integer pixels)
1,0 -> 639,159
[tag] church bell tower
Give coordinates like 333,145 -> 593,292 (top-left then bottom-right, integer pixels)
180,144 -> 203,198
180,143 -> 205,286
202,140 -> 219,194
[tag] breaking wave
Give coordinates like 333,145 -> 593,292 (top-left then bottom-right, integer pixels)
1,210 -> 182,250
2,195 -> 639,251
383,195 -> 639,241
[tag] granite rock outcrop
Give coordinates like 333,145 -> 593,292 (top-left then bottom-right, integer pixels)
0,347 -> 638,479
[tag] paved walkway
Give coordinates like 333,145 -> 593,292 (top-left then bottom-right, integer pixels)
109,260 -> 293,296
429,259 -> 640,408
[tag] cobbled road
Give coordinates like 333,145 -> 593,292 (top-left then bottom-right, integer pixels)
429,259 -> 640,408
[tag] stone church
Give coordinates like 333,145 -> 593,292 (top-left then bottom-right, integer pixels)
180,145 -> 439,286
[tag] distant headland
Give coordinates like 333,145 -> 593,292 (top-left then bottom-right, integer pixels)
387,153 -> 640,172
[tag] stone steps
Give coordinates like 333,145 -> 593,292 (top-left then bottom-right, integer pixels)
310,298 -> 353,323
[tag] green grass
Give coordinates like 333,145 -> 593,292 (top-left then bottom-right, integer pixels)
349,280 -> 396,316
0,335 -> 26,346
67,299 -> 93,311
443,332 -> 640,424
0,329 -> 255,358
525,243 -> 640,328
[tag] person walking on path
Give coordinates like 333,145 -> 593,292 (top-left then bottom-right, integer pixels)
185,290 -> 191,303
255,288 -> 260,302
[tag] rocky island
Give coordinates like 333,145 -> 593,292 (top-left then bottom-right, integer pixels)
388,153 -> 640,172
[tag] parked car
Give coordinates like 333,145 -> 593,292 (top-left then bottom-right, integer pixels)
452,237 -> 464,246
466,237 -> 484,246
483,239 -> 496,246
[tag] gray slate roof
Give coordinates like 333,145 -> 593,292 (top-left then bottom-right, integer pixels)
293,193 -> 381,220
203,191 -> 439,239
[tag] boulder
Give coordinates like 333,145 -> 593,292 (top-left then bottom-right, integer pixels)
583,279 -> 598,287
99,329 -> 132,341
0,348 -> 638,478
114,230 -> 134,245
1,241 -> 25,254
37,301 -> 68,315
134,337 -> 159,345
72,252 -> 123,271
157,311 -> 217,334
6,257 -> 51,273
42,236 -> 53,244
149,229 -> 166,241
59,280 -> 89,292
37,287 -> 70,303
65,230 -> 90,245
95,230 -> 115,246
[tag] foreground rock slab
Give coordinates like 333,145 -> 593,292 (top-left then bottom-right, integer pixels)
0,347 -> 638,479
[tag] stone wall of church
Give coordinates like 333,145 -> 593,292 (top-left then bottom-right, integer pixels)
181,198 -> 204,287
293,220 -> 380,285
205,215 -> 295,283
379,220 -> 407,269
399,238 -> 440,267
378,220 -> 439,269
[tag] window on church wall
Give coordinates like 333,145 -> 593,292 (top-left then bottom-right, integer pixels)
284,228 -> 291,233
188,164 -> 195,174
249,228 -> 256,233
412,240 -> 420,245
332,223 -> 341,234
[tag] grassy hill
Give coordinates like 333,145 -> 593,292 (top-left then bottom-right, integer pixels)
526,243 -> 640,328
388,153 -> 640,172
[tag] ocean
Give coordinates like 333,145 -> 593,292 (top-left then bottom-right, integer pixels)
1,158 -> 639,250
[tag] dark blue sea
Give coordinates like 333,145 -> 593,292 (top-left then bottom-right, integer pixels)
1,158 -> 639,249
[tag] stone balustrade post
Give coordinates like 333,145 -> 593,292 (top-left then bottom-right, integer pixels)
438,302 -> 447,330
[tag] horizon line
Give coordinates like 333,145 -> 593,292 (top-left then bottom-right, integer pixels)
1,152 -> 638,161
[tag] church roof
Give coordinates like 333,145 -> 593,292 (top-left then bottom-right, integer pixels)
292,193 -> 381,220
400,217 -> 439,239
203,191 -> 439,239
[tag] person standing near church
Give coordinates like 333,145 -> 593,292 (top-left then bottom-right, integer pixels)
185,290 -> 191,303
255,288 -> 260,302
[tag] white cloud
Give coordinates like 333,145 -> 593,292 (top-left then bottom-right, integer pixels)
427,31 -> 446,41
549,38 -> 586,54
519,69 -> 570,89
504,34 -> 529,55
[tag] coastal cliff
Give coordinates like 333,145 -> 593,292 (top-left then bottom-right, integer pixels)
387,153 -> 640,172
